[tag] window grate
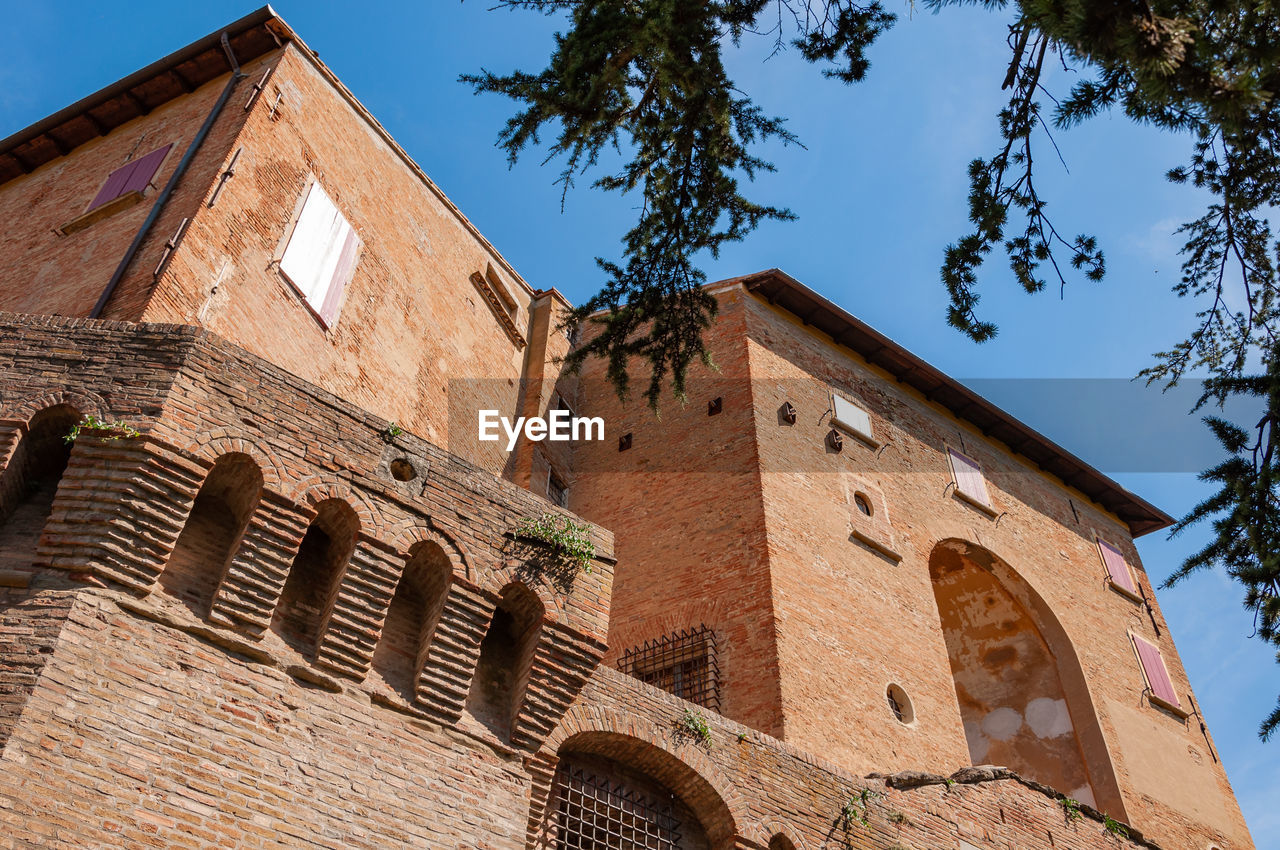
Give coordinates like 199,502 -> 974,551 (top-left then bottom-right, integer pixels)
886,689 -> 903,721
618,625 -> 720,712
555,767 -> 682,850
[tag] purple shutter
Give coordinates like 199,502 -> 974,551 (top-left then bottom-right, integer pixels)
318,228 -> 359,327
1098,539 -> 1139,596
1132,634 -> 1180,709
120,144 -> 173,195
948,448 -> 990,506
87,160 -> 139,211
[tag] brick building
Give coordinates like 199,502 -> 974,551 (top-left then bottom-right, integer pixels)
0,8 -> 1254,850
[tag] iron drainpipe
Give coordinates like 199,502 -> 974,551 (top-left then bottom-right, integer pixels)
89,33 -> 245,319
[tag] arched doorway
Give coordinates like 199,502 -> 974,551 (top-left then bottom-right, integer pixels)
928,539 -> 1123,815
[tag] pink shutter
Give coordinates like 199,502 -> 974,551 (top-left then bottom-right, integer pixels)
318,228 -> 359,327
1098,539 -> 1139,596
949,448 -> 990,505
87,160 -> 139,211
1132,634 -> 1181,709
120,144 -> 173,195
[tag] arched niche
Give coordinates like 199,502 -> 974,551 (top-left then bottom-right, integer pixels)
159,453 -> 263,616
0,405 -> 79,568
928,539 -> 1126,818
465,581 -> 543,740
545,731 -> 739,850
271,498 -> 360,656
369,539 -> 453,701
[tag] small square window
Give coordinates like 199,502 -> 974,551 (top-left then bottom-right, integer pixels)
280,182 -> 361,328
618,625 -> 720,712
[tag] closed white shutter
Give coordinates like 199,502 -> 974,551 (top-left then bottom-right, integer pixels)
832,394 -> 873,442
280,183 -> 358,325
948,447 -> 991,506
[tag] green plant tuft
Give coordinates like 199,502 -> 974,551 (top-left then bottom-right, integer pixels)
1103,814 -> 1129,839
64,415 -> 139,445
514,513 -> 595,573
675,708 -> 712,749
1059,796 -> 1083,823
840,787 -> 881,829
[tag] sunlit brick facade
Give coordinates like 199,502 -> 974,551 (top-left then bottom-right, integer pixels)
0,8 -> 1254,850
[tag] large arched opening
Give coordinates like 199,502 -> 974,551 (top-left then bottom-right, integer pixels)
928,539 -> 1125,817
548,731 -> 738,850
0,405 -> 79,570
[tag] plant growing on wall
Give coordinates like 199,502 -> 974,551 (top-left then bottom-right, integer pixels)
674,707 -> 713,749
839,787 -> 880,829
64,415 -> 139,444
1059,797 -> 1083,823
1103,815 -> 1129,840
514,513 -> 595,573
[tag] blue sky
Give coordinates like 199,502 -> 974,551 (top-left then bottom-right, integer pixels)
3,1 -> 1276,837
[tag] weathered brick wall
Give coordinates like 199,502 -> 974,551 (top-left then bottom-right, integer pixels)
567,287 -> 787,738
0,51 -> 278,320
141,42 -> 545,475
559,282 -> 1250,850
0,585 -> 72,753
734,286 -> 1249,850
0,311 -> 1249,850
0,313 -> 613,757
0,579 -> 1191,850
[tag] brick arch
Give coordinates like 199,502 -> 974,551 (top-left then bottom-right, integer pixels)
387,520 -> 471,580
927,537 -> 1127,823
286,477 -> 383,541
489,566 -> 562,624
173,428 -> 288,492
761,823 -> 808,850
543,705 -> 750,849
2,389 -> 108,424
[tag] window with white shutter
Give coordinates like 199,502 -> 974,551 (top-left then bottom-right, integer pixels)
947,446 -> 991,508
279,182 -> 360,328
831,393 -> 876,445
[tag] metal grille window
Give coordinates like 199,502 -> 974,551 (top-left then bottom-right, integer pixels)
556,767 -> 682,850
618,625 -> 720,712
886,688 -> 904,721
549,473 -> 569,508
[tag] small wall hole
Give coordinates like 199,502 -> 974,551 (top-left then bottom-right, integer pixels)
390,458 -> 417,482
